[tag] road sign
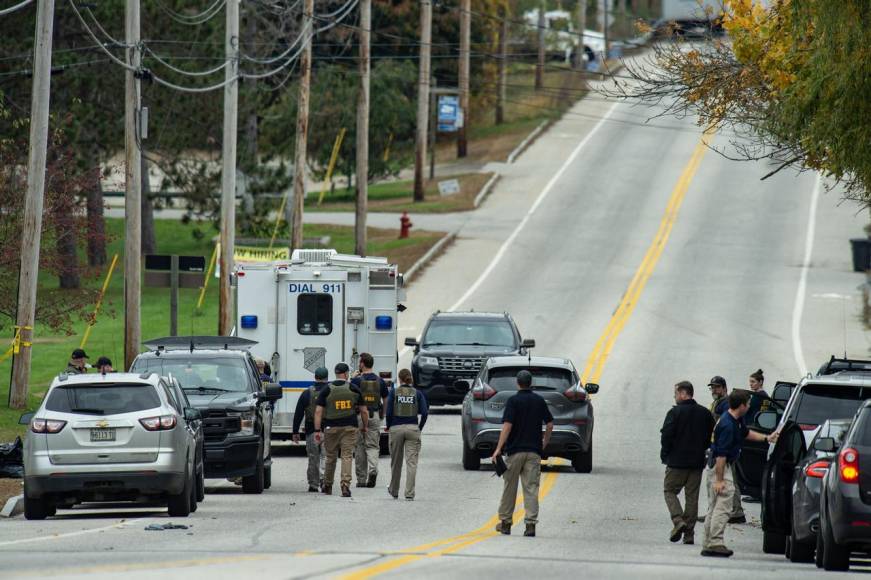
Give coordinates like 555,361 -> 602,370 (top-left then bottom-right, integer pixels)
438,179 -> 461,196
437,95 -> 461,132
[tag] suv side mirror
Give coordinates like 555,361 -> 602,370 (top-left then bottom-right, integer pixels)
184,407 -> 202,422
521,339 -> 536,349
404,337 -> 419,347
756,410 -> 779,431
584,383 -> 599,395
814,437 -> 836,453
19,412 -> 34,425
261,383 -> 283,402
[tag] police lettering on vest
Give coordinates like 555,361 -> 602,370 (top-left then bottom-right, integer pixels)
394,386 -> 419,418
360,379 -> 381,411
324,382 -> 356,420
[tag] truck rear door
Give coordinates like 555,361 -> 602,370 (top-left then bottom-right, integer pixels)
284,275 -> 345,387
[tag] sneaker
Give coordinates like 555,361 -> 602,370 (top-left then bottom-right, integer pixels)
387,488 -> 398,499
524,523 -> 536,537
700,546 -> 733,558
669,521 -> 686,543
495,520 -> 511,535
728,515 -> 747,524
307,486 -> 319,493
367,473 -> 377,488
322,485 -> 333,496
341,484 -> 352,498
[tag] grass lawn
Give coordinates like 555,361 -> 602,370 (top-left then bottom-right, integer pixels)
0,219 -> 441,440
308,173 -> 493,213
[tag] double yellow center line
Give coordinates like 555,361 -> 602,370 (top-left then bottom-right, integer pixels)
341,130 -> 714,579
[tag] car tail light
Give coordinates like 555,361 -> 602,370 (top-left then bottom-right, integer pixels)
31,419 -> 67,434
564,384 -> 587,402
805,460 -> 831,479
139,415 -> 177,431
473,384 -> 496,401
839,447 -> 860,484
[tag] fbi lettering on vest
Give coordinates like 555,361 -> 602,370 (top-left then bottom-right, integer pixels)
335,400 -> 353,411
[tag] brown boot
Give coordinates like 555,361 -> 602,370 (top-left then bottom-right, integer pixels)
524,523 -> 536,537
322,484 -> 332,496
495,520 -> 511,535
341,483 -> 352,497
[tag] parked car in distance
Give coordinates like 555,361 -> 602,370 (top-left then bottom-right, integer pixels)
21,372 -> 203,520
786,418 -> 851,563
406,311 -> 533,406
460,355 -> 598,473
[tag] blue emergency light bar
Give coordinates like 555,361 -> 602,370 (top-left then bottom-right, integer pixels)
240,315 -> 258,329
375,315 -> 393,331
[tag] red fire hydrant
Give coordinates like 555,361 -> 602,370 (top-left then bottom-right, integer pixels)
399,211 -> 413,239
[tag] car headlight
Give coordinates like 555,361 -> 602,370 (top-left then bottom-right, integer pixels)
418,356 -> 439,368
229,409 -> 256,435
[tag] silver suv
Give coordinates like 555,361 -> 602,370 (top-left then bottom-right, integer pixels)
21,372 -> 203,520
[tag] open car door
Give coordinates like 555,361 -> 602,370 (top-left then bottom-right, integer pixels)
735,401 -> 784,498
771,381 -> 797,408
761,421 -> 807,539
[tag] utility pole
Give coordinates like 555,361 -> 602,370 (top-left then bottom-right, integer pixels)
456,0 -> 470,158
9,0 -> 55,408
290,0 -> 314,248
123,0 -> 142,370
535,2 -> 545,90
354,0 -> 370,256
617,0 -> 626,38
576,0 -> 587,70
603,0 -> 610,62
413,0 -> 432,202
496,9 -> 507,125
218,0 -> 239,336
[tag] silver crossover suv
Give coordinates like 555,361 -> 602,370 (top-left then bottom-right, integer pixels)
21,372 -> 202,519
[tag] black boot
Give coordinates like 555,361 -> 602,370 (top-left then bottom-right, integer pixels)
524,523 -> 536,537
495,520 -> 511,535
367,473 -> 377,488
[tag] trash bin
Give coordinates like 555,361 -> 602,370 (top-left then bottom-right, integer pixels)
850,238 -> 871,272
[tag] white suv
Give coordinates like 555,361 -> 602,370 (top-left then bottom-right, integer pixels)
21,372 -> 202,520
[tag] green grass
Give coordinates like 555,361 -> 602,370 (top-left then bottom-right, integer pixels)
0,219 -> 440,440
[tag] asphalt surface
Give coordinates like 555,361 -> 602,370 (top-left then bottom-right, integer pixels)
2,78 -> 868,579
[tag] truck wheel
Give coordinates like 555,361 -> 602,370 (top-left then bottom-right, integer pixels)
167,469 -> 192,517
23,495 -> 54,520
572,447 -> 593,473
242,445 -> 265,494
762,530 -> 786,554
822,513 -> 850,571
264,465 -> 272,490
462,440 -> 480,471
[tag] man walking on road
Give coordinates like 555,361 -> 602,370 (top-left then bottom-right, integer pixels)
386,369 -> 428,501
705,375 -> 747,524
491,370 -> 554,538
661,381 -> 715,545
314,363 -> 369,497
293,367 -> 329,492
702,391 -> 778,557
352,353 -> 389,488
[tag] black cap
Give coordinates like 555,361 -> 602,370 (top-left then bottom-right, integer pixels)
708,376 -> 727,388
516,370 -> 533,388
314,366 -> 329,380
96,356 -> 112,368
71,348 -> 88,359
335,362 -> 350,375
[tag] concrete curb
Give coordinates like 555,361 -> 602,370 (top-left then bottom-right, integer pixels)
404,230 -> 458,284
0,494 -> 23,518
506,120 -> 548,165
473,173 -> 500,208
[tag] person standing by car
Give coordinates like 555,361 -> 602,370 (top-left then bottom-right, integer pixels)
747,369 -> 770,423
95,356 -> 114,375
491,370 -> 554,538
352,353 -> 389,488
314,363 -> 369,497
293,367 -> 330,492
386,368 -> 428,501
702,391 -> 778,558
708,376 -> 729,419
65,348 -> 89,375
661,381 -> 715,545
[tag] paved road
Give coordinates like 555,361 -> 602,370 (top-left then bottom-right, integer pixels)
2,82 -> 867,578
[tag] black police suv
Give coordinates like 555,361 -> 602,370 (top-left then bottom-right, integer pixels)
818,400 -> 871,571
130,336 -> 282,494
405,311 -> 533,406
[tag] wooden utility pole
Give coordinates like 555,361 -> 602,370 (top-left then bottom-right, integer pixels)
456,0 -> 470,158
290,0 -> 314,248
413,0 -> 432,202
9,0 -> 55,408
603,0 -> 610,61
496,10 -> 507,125
535,2 -> 545,90
354,0 -> 371,256
576,0 -> 587,70
218,0 -> 239,336
123,0 -> 142,370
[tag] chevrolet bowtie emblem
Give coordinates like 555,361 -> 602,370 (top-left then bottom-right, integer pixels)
96,420 -> 109,428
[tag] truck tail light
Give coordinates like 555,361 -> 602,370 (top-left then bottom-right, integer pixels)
140,415 -> 177,431
805,460 -> 831,479
564,384 -> 588,402
840,448 -> 860,484
31,419 -> 67,434
473,384 -> 496,401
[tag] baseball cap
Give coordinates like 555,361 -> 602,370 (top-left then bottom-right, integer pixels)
334,362 -> 350,375
314,366 -> 329,380
71,348 -> 89,359
708,376 -> 727,388
96,356 -> 112,368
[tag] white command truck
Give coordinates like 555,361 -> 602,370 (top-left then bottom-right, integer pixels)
235,249 -> 405,444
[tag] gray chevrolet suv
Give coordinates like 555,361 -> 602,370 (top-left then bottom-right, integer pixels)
460,355 -> 599,473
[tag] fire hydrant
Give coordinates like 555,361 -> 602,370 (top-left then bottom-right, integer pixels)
399,211 -> 413,239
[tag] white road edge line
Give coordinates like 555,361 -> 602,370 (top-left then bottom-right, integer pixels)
791,172 -> 823,378
0,516 -> 152,547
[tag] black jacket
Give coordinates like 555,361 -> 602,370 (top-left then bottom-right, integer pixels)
660,399 -> 715,469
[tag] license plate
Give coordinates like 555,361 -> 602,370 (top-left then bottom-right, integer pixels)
90,428 -> 115,442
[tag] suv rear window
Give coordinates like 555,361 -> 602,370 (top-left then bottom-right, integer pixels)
46,384 -> 161,415
423,319 -> 516,348
794,384 -> 870,427
133,357 -> 251,392
487,367 -> 573,392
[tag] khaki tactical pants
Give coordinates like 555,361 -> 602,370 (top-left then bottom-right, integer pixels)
498,452 -> 541,525
663,467 -> 703,540
355,414 -> 382,482
704,462 -> 745,519
324,426 -> 358,487
305,432 -> 325,488
703,464 -> 735,549
388,424 -> 421,499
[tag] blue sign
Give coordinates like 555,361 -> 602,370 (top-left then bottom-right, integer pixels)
437,95 -> 460,133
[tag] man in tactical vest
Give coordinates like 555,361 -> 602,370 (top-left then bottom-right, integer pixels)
292,366 -> 330,492
351,353 -> 389,488
315,362 -> 369,497
385,368 -> 428,500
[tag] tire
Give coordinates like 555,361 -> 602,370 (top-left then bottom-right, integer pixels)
195,463 -> 205,502
242,445 -> 265,494
263,465 -> 272,490
572,447 -> 593,474
815,527 -> 825,568
784,534 -> 792,560
189,474 -> 198,513
762,530 -> 786,554
167,469 -> 192,517
23,495 -> 54,521
462,440 -> 480,471
789,525 -> 815,563
822,511 -> 850,571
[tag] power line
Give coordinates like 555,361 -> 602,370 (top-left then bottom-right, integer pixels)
155,0 -> 226,26
0,0 -> 33,17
